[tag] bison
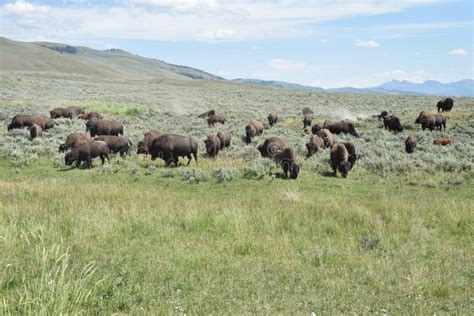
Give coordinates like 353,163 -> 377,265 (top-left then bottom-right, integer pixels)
137,129 -> 165,157
79,111 -> 103,121
86,118 -> 123,137
50,106 -> 85,119
258,137 -> 300,179
244,120 -> 264,144
207,114 -> 226,126
316,129 -> 334,148
59,132 -> 91,152
342,142 -> 357,167
306,135 -> 324,157
217,132 -> 231,148
437,98 -> 454,112
302,107 -> 314,115
330,143 -> 352,178
149,134 -> 198,166
204,134 -> 221,158
93,135 -> 132,157
433,137 -> 453,146
29,124 -> 42,139
303,114 -> 313,129
64,140 -> 110,168
383,115 -> 403,133
257,137 -> 286,158
324,120 -> 358,136
8,114 -> 55,131
415,112 -> 446,131
405,135 -> 418,153
268,112 -> 278,127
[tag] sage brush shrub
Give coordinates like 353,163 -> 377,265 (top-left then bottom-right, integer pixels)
212,167 -> 239,183
183,168 -> 208,183
243,158 -> 277,180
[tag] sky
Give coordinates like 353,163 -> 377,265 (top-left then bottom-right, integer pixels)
0,0 -> 473,88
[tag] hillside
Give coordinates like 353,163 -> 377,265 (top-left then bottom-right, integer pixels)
0,37 -> 222,81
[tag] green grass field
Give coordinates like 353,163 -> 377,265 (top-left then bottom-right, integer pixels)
1,72 -> 473,314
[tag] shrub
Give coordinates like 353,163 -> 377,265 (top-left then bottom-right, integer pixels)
183,168 -> 208,183
212,167 -> 239,183
243,158 -> 277,180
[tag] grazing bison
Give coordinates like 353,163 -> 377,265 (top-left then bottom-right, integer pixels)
311,124 -> 322,134
79,111 -> 103,121
324,120 -> 358,136
303,114 -> 313,129
59,132 -> 91,152
433,137 -> 453,146
50,106 -> 85,119
244,120 -> 264,144
415,112 -> 446,131
207,114 -> 226,126
29,124 -> 42,139
65,140 -> 110,168
316,129 -> 334,148
94,135 -> 132,157
258,137 -> 300,179
137,129 -> 165,157
330,143 -> 351,178
257,137 -> 286,158
149,134 -> 198,166
383,115 -> 403,133
204,134 -> 221,158
8,114 -> 55,131
302,107 -> 314,115
268,112 -> 278,127
437,98 -> 454,112
198,109 -> 216,118
342,142 -> 357,167
405,135 -> 418,153
306,135 -> 324,157
217,132 -> 231,148
86,119 -> 123,137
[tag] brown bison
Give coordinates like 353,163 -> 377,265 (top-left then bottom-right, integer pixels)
94,135 -> 132,157
198,109 -> 216,118
268,112 -> 278,127
8,114 -> 55,131
217,132 -> 231,148
204,134 -> 221,158
257,137 -> 286,158
59,132 -> 91,152
137,129 -> 165,157
306,135 -> 324,157
405,135 -> 418,153
383,115 -> 403,133
79,111 -> 103,121
302,107 -> 314,115
303,114 -> 313,128
65,140 -> 110,168
316,129 -> 334,148
50,106 -> 85,119
433,137 -> 453,146
437,98 -> 453,112
207,114 -> 226,126
149,134 -> 198,166
415,112 -> 446,131
330,143 -> 352,178
324,120 -> 358,136
86,118 -> 123,137
258,137 -> 300,179
29,124 -> 43,139
245,120 -> 264,144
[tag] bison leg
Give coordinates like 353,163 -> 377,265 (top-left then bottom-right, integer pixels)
186,154 -> 192,166
87,156 -> 92,169
193,151 -> 198,165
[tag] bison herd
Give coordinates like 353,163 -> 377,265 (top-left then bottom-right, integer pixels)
6,97 -> 456,179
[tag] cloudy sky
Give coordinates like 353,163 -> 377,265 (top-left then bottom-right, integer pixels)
1,0 -> 472,88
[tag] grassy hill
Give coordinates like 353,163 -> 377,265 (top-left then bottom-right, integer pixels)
0,37 -> 222,80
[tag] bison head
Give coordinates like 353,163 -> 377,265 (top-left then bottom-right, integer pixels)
64,152 -> 76,165
289,162 -> 300,179
338,161 -> 351,178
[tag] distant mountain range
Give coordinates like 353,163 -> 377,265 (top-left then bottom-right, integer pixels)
0,37 -> 472,97
235,78 -> 474,97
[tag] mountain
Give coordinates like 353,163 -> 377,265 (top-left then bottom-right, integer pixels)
235,77 -> 474,97
232,78 -> 324,92
0,37 -> 222,80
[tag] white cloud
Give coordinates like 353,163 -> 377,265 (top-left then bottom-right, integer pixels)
381,69 -> 429,83
267,59 -> 306,72
449,49 -> 469,56
0,0 -> 448,42
355,40 -> 380,48
3,1 -> 49,14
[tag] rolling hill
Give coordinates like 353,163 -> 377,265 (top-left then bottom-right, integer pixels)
0,37 -> 222,81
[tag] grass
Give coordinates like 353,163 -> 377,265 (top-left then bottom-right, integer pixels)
0,72 -> 473,313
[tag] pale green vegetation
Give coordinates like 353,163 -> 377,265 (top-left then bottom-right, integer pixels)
0,69 -> 473,314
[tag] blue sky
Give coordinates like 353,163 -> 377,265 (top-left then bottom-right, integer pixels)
1,0 -> 472,88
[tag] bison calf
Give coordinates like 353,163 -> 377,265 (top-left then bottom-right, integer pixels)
433,137 -> 453,146
405,135 -> 418,153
